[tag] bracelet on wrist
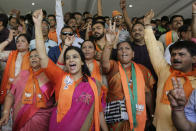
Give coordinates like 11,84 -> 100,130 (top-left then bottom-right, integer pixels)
171,106 -> 184,111
57,61 -> 65,65
192,13 -> 196,14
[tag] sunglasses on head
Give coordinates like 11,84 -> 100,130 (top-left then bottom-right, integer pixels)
61,32 -> 74,36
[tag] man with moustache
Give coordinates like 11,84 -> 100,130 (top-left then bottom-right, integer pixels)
131,22 -> 164,82
144,9 -> 196,131
159,15 -> 184,48
91,20 -> 117,61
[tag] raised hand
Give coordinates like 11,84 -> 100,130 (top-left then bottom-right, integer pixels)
64,36 -> 74,46
86,23 -> 92,32
106,20 -> 118,43
7,30 -> 14,42
32,9 -> 43,25
167,78 -> 187,110
192,2 -> 196,13
144,9 -> 154,25
0,111 -> 9,127
120,0 -> 126,10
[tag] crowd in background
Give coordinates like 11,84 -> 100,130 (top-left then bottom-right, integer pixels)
0,0 -> 195,130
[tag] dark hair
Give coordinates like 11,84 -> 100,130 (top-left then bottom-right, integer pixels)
136,16 -> 144,23
19,16 -> 25,21
92,20 -> 105,27
161,16 -> 169,22
61,25 -> 74,33
9,16 -> 19,25
42,10 -> 47,17
67,17 -> 77,25
73,12 -> 82,17
184,18 -> 192,25
170,15 -> 184,24
93,16 -> 106,23
16,34 -> 31,43
131,22 -> 144,31
64,46 -> 91,77
81,40 -> 96,50
25,13 -> 33,25
83,11 -> 90,16
150,20 -> 157,25
0,13 -> 8,27
30,48 -> 37,53
178,24 -> 190,33
85,17 -> 93,23
132,17 -> 138,22
48,14 -> 56,22
42,19 -> 50,29
105,16 -> 110,19
169,40 -> 196,56
117,41 -> 134,51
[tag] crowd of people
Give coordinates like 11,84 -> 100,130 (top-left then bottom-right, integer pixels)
0,0 -> 195,130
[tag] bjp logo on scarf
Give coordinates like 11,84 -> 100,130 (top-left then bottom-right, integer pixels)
64,76 -> 73,90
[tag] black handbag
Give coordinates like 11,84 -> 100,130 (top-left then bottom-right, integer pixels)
104,99 -> 129,124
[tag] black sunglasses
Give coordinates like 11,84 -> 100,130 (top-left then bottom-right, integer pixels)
61,32 -> 74,36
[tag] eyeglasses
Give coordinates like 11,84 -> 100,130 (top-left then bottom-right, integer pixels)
114,15 -> 123,19
61,32 -> 74,36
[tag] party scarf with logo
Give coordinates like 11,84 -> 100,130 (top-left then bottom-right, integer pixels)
57,74 -> 100,131
22,68 -> 46,108
165,31 -> 173,47
161,67 -> 196,104
0,51 -> 30,104
118,61 -> 146,131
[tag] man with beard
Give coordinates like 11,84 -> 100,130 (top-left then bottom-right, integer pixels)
91,21 -> 118,61
144,9 -> 196,131
29,20 -> 57,54
159,15 -> 184,48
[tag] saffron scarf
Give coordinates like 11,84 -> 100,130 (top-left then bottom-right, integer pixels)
165,31 -> 173,47
91,60 -> 102,82
95,44 -> 103,53
118,61 -> 146,131
59,44 -> 62,52
161,68 -> 196,104
22,68 -> 46,108
57,75 -> 100,131
0,51 -> 30,104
